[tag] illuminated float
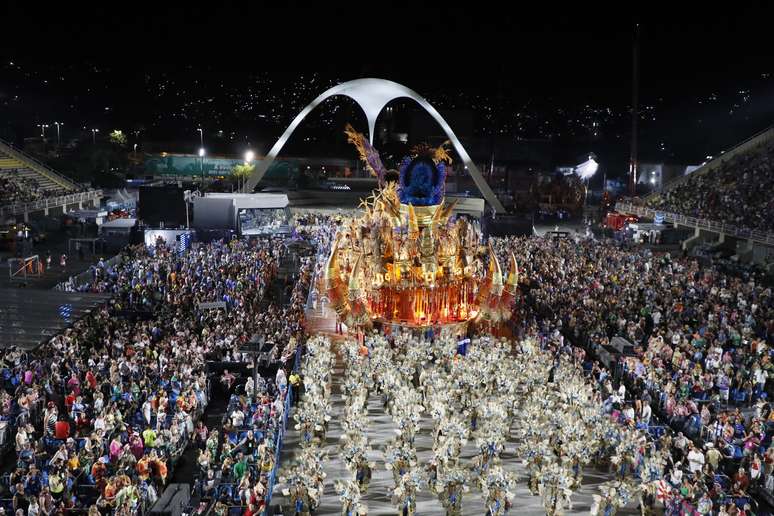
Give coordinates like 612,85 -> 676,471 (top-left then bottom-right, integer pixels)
325,125 -> 520,329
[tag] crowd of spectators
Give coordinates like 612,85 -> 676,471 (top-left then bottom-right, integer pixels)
194,249 -> 314,516
0,174 -> 47,204
9,195 -> 774,514
0,231 -> 315,515
238,209 -> 288,235
0,170 -> 74,205
493,234 -> 774,512
647,141 -> 774,233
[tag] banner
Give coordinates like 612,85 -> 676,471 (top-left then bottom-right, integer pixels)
198,301 -> 227,310
144,154 -> 300,178
178,232 -> 191,256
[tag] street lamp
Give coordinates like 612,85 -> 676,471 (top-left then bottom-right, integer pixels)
91,128 -> 99,144
197,128 -> 204,149
183,190 -> 192,229
38,124 -> 49,138
52,122 -> 63,146
199,147 -> 206,185
243,150 -> 255,191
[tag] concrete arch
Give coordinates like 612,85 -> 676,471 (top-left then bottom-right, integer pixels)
243,78 -> 504,213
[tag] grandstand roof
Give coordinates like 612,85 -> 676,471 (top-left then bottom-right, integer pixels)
0,288 -> 112,350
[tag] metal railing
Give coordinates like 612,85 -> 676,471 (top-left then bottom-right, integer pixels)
0,189 -> 103,218
53,254 -> 122,291
615,201 -> 774,246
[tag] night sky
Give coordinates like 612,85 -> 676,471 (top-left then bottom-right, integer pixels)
2,6 -> 774,175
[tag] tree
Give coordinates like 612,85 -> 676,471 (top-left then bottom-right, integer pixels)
231,163 -> 255,191
109,130 -> 127,146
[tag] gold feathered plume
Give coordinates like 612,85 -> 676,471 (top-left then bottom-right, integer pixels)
433,140 -> 453,165
344,123 -> 376,177
409,141 -> 453,165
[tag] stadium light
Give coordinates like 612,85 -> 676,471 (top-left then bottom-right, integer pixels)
574,157 -> 599,180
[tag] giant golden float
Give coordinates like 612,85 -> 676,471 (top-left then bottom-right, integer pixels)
325,126 -> 520,329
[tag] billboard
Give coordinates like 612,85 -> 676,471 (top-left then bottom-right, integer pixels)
144,154 -> 298,179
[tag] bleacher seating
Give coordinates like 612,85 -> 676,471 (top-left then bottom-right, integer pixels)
0,139 -> 81,206
648,134 -> 774,232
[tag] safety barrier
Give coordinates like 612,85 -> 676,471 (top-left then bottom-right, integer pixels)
262,343 -> 302,515
615,201 -> 774,246
53,254 -> 122,291
0,189 -> 103,218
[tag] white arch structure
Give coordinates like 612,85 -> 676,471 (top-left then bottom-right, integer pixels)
243,78 -> 505,213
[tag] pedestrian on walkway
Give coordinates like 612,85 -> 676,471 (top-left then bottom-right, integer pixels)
60,253 -> 67,270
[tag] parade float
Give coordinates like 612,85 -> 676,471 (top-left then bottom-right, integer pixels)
324,125 -> 520,330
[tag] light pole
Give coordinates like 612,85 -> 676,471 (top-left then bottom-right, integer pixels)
52,122 -> 62,146
197,128 -> 204,184
38,124 -> 49,139
91,128 -> 99,144
244,149 -> 255,191
199,147 -> 206,186
183,190 -> 191,229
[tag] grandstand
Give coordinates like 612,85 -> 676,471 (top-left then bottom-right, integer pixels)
0,138 -> 102,220
645,125 -> 774,235
617,126 -> 774,267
